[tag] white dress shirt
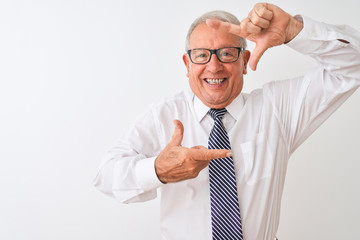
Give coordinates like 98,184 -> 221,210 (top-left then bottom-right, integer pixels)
94,16 -> 360,240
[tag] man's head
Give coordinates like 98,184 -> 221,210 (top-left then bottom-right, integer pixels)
183,11 -> 250,109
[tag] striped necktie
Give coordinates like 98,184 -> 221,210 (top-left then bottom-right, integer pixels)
208,108 -> 243,240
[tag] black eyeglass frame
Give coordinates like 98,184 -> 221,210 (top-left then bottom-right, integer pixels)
187,47 -> 244,64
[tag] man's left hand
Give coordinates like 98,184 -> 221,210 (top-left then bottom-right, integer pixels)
206,3 -> 303,71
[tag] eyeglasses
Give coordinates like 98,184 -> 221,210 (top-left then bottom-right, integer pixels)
187,47 -> 244,64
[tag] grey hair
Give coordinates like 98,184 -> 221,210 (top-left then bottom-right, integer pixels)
185,10 -> 247,51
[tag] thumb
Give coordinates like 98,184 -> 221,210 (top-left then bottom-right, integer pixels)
249,43 -> 268,71
168,120 -> 184,146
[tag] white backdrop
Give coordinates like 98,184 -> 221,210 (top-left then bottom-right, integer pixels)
0,0 -> 359,239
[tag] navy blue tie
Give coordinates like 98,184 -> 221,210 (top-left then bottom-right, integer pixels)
208,108 -> 243,240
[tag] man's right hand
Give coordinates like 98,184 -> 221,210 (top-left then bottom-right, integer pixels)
155,120 -> 231,183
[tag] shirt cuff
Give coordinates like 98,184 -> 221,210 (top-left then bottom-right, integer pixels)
135,156 -> 164,191
286,15 -> 328,54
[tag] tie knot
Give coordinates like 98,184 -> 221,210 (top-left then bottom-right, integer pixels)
208,108 -> 227,120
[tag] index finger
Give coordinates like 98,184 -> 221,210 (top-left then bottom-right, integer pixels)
189,147 -> 232,161
206,19 -> 245,38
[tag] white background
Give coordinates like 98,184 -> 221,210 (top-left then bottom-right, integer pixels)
0,0 -> 359,239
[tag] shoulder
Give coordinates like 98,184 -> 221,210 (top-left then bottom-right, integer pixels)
242,88 -> 264,104
149,91 -> 193,110
145,91 -> 194,119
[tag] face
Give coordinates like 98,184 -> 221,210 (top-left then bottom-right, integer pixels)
183,22 -> 250,109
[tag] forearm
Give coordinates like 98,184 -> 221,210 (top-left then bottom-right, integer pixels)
93,153 -> 161,203
287,15 -> 360,79
93,110 -> 164,203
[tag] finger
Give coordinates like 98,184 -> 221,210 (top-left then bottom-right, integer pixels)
190,145 -> 207,150
168,120 -> 184,147
241,18 -> 262,35
249,43 -> 268,71
253,2 -> 273,21
206,19 -> 245,38
189,147 -> 232,161
248,8 -> 271,29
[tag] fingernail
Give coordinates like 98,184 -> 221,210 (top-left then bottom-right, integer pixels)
226,152 -> 232,157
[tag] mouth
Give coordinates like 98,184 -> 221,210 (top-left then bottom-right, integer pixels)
204,78 -> 226,85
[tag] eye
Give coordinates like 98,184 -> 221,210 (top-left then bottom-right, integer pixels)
218,48 -> 238,61
219,50 -> 235,57
191,49 -> 210,63
196,53 -> 208,58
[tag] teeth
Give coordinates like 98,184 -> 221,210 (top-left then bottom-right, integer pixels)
206,78 -> 225,85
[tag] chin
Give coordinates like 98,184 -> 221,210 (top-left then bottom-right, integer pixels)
205,101 -> 229,109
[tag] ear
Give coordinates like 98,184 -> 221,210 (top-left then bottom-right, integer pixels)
182,53 -> 190,78
242,50 -> 251,75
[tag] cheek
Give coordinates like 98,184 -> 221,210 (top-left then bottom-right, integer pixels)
188,65 -> 203,81
187,69 -> 198,88
229,66 -> 244,92
188,68 -> 206,97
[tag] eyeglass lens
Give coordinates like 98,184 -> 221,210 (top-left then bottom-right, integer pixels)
190,47 -> 241,64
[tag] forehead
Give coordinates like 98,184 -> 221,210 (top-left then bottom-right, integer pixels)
188,22 -> 240,49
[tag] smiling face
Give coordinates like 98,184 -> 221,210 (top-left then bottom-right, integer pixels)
183,22 -> 250,109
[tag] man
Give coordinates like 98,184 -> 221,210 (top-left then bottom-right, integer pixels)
94,3 -> 360,240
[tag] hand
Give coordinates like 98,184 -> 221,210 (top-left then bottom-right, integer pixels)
206,3 -> 303,71
155,120 -> 232,183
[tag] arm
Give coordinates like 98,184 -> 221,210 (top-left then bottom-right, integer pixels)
274,15 -> 360,152
93,109 -> 163,203
208,3 -> 360,151
93,108 -> 231,203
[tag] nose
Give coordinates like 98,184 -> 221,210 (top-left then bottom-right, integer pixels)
206,53 -> 224,73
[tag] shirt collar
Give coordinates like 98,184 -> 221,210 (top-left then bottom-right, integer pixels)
193,93 -> 245,122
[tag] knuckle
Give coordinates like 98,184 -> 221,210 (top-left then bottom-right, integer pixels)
202,151 -> 211,160
179,149 -> 189,160
256,8 -> 266,17
177,160 -> 184,167
251,17 -> 261,25
189,168 -> 200,178
254,3 -> 270,17
191,172 -> 200,178
187,164 -> 197,173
